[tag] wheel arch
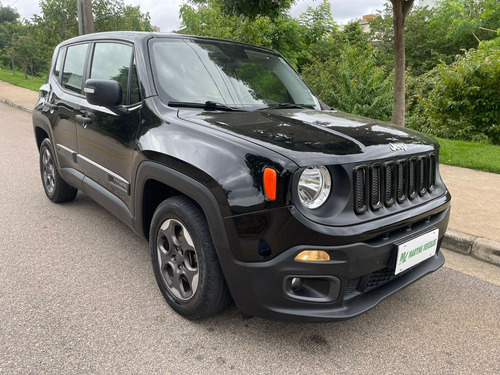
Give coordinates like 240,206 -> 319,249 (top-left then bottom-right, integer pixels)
134,161 -> 231,252
33,113 -> 52,150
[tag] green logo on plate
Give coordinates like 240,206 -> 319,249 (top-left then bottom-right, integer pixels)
400,238 -> 437,264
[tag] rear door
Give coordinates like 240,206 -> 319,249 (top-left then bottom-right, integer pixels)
76,41 -> 142,211
49,43 -> 90,176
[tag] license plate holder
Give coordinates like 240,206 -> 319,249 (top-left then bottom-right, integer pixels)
394,229 -> 439,275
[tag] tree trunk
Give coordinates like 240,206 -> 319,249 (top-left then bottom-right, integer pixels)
11,58 -> 15,76
391,0 -> 414,126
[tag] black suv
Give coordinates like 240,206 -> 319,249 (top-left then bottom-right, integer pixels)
33,32 -> 451,322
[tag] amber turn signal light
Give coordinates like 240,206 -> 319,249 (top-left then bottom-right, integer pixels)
295,250 -> 330,262
263,167 -> 277,200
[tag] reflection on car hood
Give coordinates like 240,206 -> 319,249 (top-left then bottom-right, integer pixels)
178,108 -> 438,166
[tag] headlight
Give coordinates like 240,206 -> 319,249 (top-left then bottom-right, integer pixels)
297,166 -> 331,209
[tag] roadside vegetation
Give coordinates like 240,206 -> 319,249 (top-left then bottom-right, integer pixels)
437,138 -> 500,174
0,0 -> 499,173
0,64 -> 45,91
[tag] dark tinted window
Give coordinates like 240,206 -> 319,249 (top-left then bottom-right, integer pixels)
62,43 -> 89,93
91,43 -> 134,105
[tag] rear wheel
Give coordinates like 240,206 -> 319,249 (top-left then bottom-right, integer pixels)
150,196 -> 231,319
39,139 -> 78,203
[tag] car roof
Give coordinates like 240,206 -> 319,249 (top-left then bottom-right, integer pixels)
56,31 -> 278,55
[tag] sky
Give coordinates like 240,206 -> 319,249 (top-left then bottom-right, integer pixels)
5,0 -> 389,32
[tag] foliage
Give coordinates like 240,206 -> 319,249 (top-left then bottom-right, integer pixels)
180,1 -> 273,46
31,0 -> 153,63
93,0 -> 153,33
302,43 -> 393,122
5,32 -> 44,80
437,137 -> 500,173
409,36 -> 500,145
188,0 -> 296,19
370,0 -> 500,75
180,0 -> 335,70
180,0 -> 308,67
298,0 -> 335,46
0,2 -> 18,23
341,20 -> 370,47
0,2 -> 20,62
31,0 -> 79,62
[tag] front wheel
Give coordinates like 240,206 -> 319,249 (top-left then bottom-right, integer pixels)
150,196 -> 231,319
39,138 -> 78,203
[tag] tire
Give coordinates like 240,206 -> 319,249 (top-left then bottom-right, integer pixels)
39,138 -> 78,203
150,196 -> 231,319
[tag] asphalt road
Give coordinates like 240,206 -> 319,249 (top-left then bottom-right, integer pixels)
1,103 -> 499,374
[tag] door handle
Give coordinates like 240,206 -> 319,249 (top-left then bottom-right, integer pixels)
76,114 -> 92,127
44,102 -> 59,111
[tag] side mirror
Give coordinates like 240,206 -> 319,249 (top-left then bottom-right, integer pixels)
84,79 -> 122,108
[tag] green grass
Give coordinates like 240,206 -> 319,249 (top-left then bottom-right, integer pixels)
437,137 -> 500,174
0,65 -> 46,92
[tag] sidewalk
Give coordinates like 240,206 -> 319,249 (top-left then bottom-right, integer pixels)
1,80 -> 499,266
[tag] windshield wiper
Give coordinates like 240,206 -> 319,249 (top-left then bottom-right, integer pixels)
168,101 -> 245,112
258,103 -> 315,110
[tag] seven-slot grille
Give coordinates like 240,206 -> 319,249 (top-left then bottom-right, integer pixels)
354,153 -> 436,214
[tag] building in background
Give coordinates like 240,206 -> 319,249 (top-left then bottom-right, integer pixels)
359,14 -> 376,33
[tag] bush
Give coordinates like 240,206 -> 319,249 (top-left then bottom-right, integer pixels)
302,43 -> 393,122
409,37 -> 500,144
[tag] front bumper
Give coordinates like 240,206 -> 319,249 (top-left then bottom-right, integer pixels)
219,205 -> 450,322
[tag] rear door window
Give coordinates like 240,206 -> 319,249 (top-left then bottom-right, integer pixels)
61,43 -> 89,94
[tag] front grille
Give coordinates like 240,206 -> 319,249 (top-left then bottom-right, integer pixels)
345,277 -> 361,296
354,153 -> 436,214
365,268 -> 398,292
370,164 -> 382,209
344,268 -> 402,298
354,167 -> 367,213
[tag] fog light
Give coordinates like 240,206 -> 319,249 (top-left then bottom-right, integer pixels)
295,250 -> 330,262
290,277 -> 303,290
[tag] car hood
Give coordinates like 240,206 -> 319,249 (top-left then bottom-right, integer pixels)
178,108 -> 438,166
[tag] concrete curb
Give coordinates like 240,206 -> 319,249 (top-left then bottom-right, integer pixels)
443,229 -> 500,267
0,97 -> 33,114
2,95 -> 499,268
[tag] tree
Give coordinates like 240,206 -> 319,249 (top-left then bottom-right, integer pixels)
179,0 -> 307,67
390,0 -> 414,126
0,2 -> 20,62
31,0 -> 153,62
0,2 -> 19,24
341,20 -> 370,47
6,31 -> 44,80
93,0 -> 153,32
298,0 -> 335,46
188,0 -> 297,19
370,0 -> 500,75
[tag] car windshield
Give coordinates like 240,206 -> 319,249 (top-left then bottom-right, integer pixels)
150,38 -> 320,111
